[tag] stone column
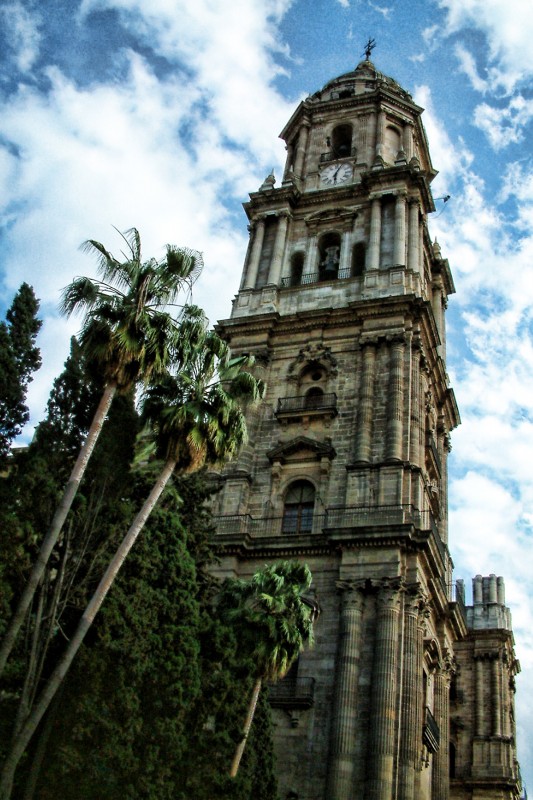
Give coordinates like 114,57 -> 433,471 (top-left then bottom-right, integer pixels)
394,193 -> 406,266
283,142 -> 294,180
375,108 -> 385,159
409,340 -> 422,468
327,583 -> 365,799
339,229 -> 352,277
404,123 -> 414,161
355,341 -> 377,462
244,217 -> 265,289
386,338 -> 405,461
268,212 -> 289,285
366,579 -> 403,800
407,200 -> 420,274
302,231 -> 318,282
492,655 -> 502,737
431,663 -> 451,800
475,657 -> 485,736
368,198 -> 382,270
293,123 -> 310,178
398,587 -> 425,800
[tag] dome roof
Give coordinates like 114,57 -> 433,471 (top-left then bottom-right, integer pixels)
311,59 -> 413,104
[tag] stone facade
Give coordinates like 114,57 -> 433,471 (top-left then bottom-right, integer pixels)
209,58 -> 522,800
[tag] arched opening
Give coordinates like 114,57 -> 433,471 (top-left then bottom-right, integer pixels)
352,242 -> 366,276
318,232 -> 341,281
305,386 -> 324,409
282,480 -> 315,534
331,124 -> 353,158
290,251 -> 305,287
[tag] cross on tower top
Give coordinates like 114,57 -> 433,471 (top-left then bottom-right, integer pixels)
363,37 -> 376,60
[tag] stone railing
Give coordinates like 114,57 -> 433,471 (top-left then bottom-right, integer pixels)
275,393 -> 337,417
269,677 -> 315,710
280,267 -> 353,287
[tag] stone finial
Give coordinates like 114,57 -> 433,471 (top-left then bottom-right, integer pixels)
433,238 -> 442,258
259,170 -> 276,191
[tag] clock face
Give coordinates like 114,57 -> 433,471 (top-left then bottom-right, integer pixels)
321,162 -> 352,186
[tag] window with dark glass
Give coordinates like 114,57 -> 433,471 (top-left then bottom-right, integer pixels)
282,480 -> 315,534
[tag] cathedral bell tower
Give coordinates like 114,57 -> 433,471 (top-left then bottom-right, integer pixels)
211,57 -> 521,800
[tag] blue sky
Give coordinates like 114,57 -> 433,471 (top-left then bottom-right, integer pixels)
1,0 -> 533,785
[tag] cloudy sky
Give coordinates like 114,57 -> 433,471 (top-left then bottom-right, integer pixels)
1,0 -> 532,785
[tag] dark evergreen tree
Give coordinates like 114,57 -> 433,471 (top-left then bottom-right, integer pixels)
0,284 -> 41,467
26,474 -> 279,800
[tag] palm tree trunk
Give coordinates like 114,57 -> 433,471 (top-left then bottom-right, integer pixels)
0,456 -> 177,800
0,382 -> 117,678
229,677 -> 262,778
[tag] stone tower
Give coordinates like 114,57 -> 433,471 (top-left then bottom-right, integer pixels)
210,58 -> 522,800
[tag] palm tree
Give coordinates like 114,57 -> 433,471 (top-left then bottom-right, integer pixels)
0,324 -> 264,799
219,561 -> 318,778
0,228 -> 203,678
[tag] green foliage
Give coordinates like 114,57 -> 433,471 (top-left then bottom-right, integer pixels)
61,228 -> 204,391
31,474 -> 278,800
220,561 -> 315,682
0,284 -> 41,466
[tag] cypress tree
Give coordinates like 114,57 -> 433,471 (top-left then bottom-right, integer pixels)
0,283 -> 41,467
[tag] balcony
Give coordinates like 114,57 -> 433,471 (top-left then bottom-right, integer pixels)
214,504 -> 431,539
281,267 -> 353,288
423,706 -> 440,753
319,147 -> 357,163
275,393 -> 338,422
269,677 -> 315,710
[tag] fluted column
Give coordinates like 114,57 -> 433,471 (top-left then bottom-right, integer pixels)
303,232 -> 318,280
244,217 -> 265,289
355,342 -> 377,462
368,198 -> 381,270
366,579 -> 403,800
409,340 -> 422,467
407,200 -> 420,273
375,108 -> 385,159
432,664 -> 451,800
283,142 -> 294,180
475,657 -> 485,736
492,655 -> 502,736
327,583 -> 365,799
386,338 -> 405,461
340,229 -> 352,277
293,123 -> 310,178
394,193 -> 406,266
268,213 -> 289,285
398,588 -> 426,800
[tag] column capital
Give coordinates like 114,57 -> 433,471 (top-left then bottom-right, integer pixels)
376,576 -> 405,610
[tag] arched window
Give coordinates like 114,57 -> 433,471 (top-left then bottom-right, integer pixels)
282,480 -> 315,534
290,251 -> 305,287
352,242 -> 366,276
331,124 -> 353,158
318,232 -> 341,281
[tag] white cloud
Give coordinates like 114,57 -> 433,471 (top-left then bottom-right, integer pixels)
454,43 -> 488,93
474,95 -> 533,149
439,0 -> 533,92
0,2 -> 42,74
0,2 -> 296,432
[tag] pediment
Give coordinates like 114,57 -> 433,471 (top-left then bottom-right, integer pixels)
267,436 -> 336,464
